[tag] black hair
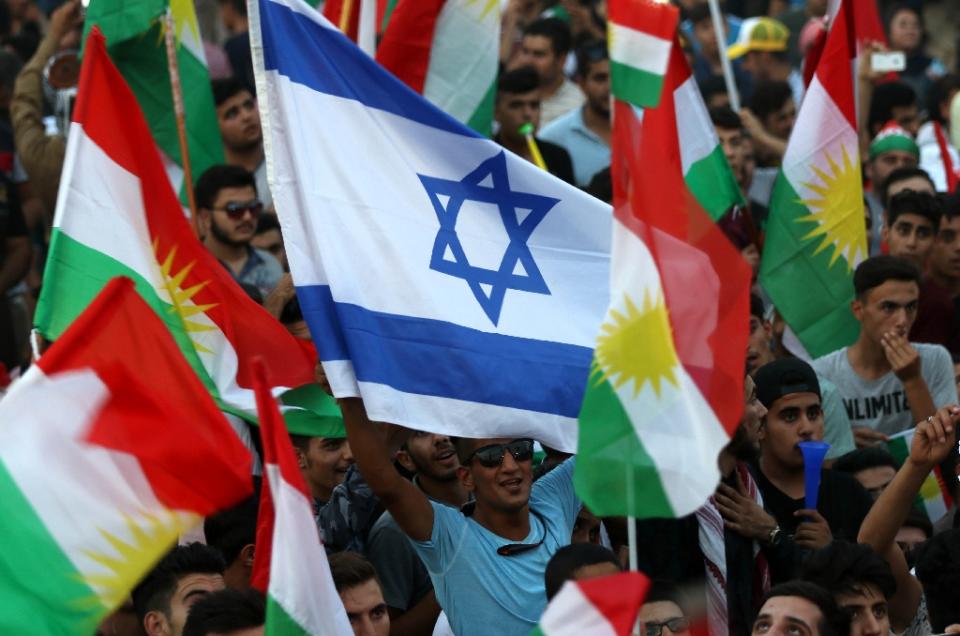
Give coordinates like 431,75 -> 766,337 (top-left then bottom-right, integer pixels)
879,167 -> 934,207
749,80 -> 793,123
902,507 -> 933,538
801,540 -> 897,600
497,66 -> 540,95
132,543 -> 226,622
699,75 -> 729,106
644,579 -> 687,608
939,192 -> 960,222
710,105 -> 742,130
182,588 -> 264,636
750,293 -> 765,321
852,255 -> 920,299
0,49 -> 21,95
451,436 -> 476,465
758,581 -> 850,636
195,165 -> 257,210
256,212 -> 281,234
885,3 -> 923,43
203,495 -> 258,568
687,3 -> 712,25
868,81 -> 917,136
328,551 -> 381,593
915,529 -> 960,631
585,167 -> 612,204
216,0 -> 248,17
211,76 -> 250,107
926,74 -> 960,124
523,17 -> 573,57
575,40 -> 608,79
280,295 -> 304,325
887,189 -> 942,231
544,543 -> 622,600
832,447 -> 899,475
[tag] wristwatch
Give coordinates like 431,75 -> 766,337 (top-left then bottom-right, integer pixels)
768,525 -> 783,547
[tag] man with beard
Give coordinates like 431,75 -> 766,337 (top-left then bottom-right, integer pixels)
366,431 -> 468,636
212,78 -> 272,209
196,165 -> 282,296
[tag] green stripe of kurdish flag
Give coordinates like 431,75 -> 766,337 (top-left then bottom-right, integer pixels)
573,371 -> 673,518
266,596 -> 311,636
685,144 -> 743,221
0,462 -> 105,634
465,80 -> 497,138
760,175 -> 861,357
610,60 -> 664,109
35,230 -> 225,408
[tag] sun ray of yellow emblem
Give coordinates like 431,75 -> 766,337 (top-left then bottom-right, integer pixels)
593,290 -> 680,398
75,510 -> 198,611
153,239 -> 219,354
794,144 -> 865,272
464,0 -> 500,19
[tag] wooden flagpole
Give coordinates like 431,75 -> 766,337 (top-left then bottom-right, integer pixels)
339,0 -> 355,32
163,7 -> 201,237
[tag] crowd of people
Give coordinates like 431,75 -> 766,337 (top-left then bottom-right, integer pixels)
1,0 -> 960,635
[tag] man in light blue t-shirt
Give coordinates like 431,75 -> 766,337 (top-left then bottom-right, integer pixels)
342,400 -> 579,636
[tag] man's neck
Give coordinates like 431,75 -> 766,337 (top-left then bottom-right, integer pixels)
718,450 -> 737,479
472,503 -> 531,541
225,146 -> 264,174
929,269 -> 960,299
758,455 -> 805,499
498,134 -> 530,161
205,238 -> 249,273
417,475 -> 467,508
581,105 -> 611,144
847,337 -> 892,379
541,74 -> 565,100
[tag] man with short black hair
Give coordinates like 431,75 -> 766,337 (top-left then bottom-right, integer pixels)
742,79 -> 795,167
252,213 -> 286,271
494,67 -> 574,184
543,543 -> 622,601
211,77 -> 270,209
832,447 -> 900,500
329,552 -> 391,636
867,82 -> 920,138
132,543 -> 227,636
864,125 -> 922,254
195,164 -> 282,296
204,495 -> 258,590
514,18 -> 584,125
539,40 -> 610,187
813,256 -> 958,444
752,581 -> 851,636
182,588 -> 265,636
929,193 -> 960,302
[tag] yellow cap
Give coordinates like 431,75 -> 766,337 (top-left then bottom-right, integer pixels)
727,17 -> 790,60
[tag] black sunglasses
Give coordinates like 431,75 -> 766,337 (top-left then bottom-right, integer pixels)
218,200 -> 264,220
645,617 -> 690,636
465,439 -> 534,468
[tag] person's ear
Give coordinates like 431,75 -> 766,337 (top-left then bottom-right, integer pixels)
881,222 -> 891,245
851,297 -> 864,320
294,446 -> 307,470
240,543 -> 255,569
143,610 -> 169,636
457,465 -> 475,493
395,449 -> 416,474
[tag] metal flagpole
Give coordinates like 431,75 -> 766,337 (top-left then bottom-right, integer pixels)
706,0 -> 741,112
163,7 -> 201,236
627,462 -> 640,634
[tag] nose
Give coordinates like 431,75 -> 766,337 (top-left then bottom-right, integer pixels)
341,441 -> 355,464
905,231 -> 918,248
861,612 -> 883,636
500,449 -> 521,473
356,617 -> 378,636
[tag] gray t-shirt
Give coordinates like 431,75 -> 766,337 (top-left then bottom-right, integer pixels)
366,508 -> 433,611
812,343 -> 958,436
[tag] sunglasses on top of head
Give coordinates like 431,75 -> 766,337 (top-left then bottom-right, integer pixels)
217,200 -> 264,220
465,439 -> 534,468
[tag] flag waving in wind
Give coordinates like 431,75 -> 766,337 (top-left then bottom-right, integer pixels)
0,278 -> 252,634
250,0 -> 612,450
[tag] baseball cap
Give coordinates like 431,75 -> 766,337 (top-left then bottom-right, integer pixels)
754,358 -> 821,409
727,17 -> 790,60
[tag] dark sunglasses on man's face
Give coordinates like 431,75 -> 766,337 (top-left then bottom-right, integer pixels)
466,439 -> 534,468
219,200 -> 264,220
645,617 -> 690,636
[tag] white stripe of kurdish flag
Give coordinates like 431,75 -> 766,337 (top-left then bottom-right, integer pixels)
608,0 -> 679,107
532,572 -> 649,636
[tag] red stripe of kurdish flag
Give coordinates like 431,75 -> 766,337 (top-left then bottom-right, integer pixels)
613,43 -> 752,433
74,28 -> 315,392
607,0 -> 677,39
38,277 -> 252,514
376,0 -> 447,93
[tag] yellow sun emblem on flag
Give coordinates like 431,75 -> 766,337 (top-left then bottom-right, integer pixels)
154,240 -> 219,354
794,144 -> 866,272
593,290 -> 680,398
464,0 -> 500,19
76,511 -> 198,611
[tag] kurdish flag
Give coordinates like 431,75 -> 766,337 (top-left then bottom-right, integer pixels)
759,0 -> 866,358
83,0 -> 223,193
607,0 -> 679,108
575,40 -> 751,517
35,28 -> 315,420
531,572 -> 650,636
0,278 -> 252,634
250,360 -> 353,636
377,0 -> 500,136
887,429 -> 954,523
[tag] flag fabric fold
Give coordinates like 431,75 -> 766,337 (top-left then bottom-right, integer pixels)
35,27 -> 316,420
250,359 -> 353,636
531,572 -> 650,636
759,0 -> 866,358
0,277 -> 252,634
250,0 -> 612,451
607,0 -> 679,108
575,36 -> 751,518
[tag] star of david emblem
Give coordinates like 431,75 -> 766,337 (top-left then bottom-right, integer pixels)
418,152 -> 560,325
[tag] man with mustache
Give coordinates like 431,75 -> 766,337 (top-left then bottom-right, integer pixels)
196,165 -> 282,297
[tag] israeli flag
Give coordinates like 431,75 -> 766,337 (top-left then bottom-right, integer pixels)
250,0 -> 611,451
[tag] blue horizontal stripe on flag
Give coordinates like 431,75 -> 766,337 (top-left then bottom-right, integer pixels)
297,285 -> 594,418
258,0 -> 479,139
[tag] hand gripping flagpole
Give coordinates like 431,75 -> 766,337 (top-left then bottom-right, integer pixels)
706,0 -> 740,112
164,7 -> 201,237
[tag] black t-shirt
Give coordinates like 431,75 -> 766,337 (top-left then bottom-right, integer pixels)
537,138 -> 575,186
751,466 -> 874,541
